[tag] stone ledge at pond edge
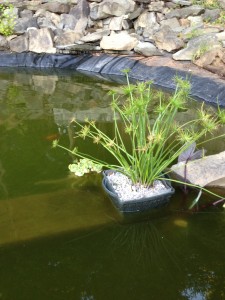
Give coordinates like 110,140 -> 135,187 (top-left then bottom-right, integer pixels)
170,151 -> 225,195
1,0 -> 225,78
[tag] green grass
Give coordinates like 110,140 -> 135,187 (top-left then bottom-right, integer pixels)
192,0 -> 221,9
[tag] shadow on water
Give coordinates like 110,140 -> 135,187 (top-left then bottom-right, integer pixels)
0,68 -> 225,299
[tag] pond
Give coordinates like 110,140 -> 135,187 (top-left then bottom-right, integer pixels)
0,68 -> 225,300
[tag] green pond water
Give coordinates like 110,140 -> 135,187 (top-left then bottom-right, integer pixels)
0,69 -> 225,300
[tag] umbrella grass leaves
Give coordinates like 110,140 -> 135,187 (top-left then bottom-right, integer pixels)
54,73 -> 225,196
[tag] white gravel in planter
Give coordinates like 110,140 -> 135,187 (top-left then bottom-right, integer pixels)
107,172 -> 169,201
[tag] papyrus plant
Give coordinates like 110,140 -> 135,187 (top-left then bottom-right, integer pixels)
53,71 -> 225,189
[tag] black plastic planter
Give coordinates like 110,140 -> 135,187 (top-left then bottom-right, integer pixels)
102,170 -> 175,214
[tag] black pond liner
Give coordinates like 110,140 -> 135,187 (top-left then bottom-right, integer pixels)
0,52 -> 225,105
102,170 -> 175,214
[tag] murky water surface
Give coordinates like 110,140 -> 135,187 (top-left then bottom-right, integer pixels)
0,69 -> 225,300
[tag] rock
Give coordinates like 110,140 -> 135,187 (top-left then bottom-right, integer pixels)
173,34 -> 221,60
9,35 -> 28,53
134,11 -> 159,37
19,9 -> 33,19
156,12 -> 165,23
160,17 -> 182,32
172,0 -> 192,6
216,31 -> 225,41
80,29 -> 110,42
69,0 -> 90,17
128,6 -> 144,20
90,0 -> 135,20
69,0 -> 90,33
153,26 -> 184,52
203,9 -> 221,22
37,10 -> 61,30
42,2 -> 70,14
109,16 -> 124,31
23,2 -> 42,12
218,0 -> 225,9
148,1 -> 164,12
58,14 -> 77,30
193,48 -> 225,77
37,16 -> 57,30
187,16 -> 203,27
166,5 -> 204,19
54,31 -> 83,47
170,151 -> 225,188
0,35 -> 8,50
28,28 -> 56,53
100,31 -> 138,51
134,41 -> 162,56
14,17 -> 38,34
56,43 -> 101,52
122,19 -> 132,30
180,18 -> 190,27
182,26 -> 221,41
134,0 -> 150,2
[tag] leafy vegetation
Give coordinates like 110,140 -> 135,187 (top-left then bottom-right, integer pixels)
53,72 -> 225,193
192,0 -> 221,9
192,43 -> 210,61
0,3 -> 16,36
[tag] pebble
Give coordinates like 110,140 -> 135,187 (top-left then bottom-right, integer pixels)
107,172 -> 168,201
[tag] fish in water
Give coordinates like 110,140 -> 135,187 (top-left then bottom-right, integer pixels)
173,219 -> 188,228
44,133 -> 60,141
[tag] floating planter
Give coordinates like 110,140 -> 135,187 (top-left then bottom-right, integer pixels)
102,170 -> 174,214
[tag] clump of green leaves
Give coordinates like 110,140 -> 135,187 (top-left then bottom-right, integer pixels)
53,72 -> 225,190
215,11 -> 225,25
0,3 -> 16,36
192,43 -> 210,61
185,29 -> 202,40
68,158 -> 102,177
192,0 -> 221,9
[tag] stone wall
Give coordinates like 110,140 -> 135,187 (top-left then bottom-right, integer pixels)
1,0 -> 225,76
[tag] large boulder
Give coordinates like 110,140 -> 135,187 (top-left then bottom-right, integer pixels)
14,17 -> 38,34
170,151 -> 225,191
69,0 -> 90,33
80,29 -> 110,42
165,5 -> 204,19
134,11 -> 159,37
19,9 -> 34,19
218,0 -> 225,9
100,31 -> 138,51
216,31 -> 225,41
148,1 -> 164,12
28,28 -> 56,53
193,48 -> 225,77
173,34 -> 221,60
203,9 -> 221,22
160,17 -> 182,32
0,35 -> 9,50
90,0 -> 135,20
134,41 -> 162,56
9,35 -> 28,53
153,26 -> 184,52
42,2 -> 70,14
54,31 -> 83,47
58,14 -> 77,30
109,16 -> 124,31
